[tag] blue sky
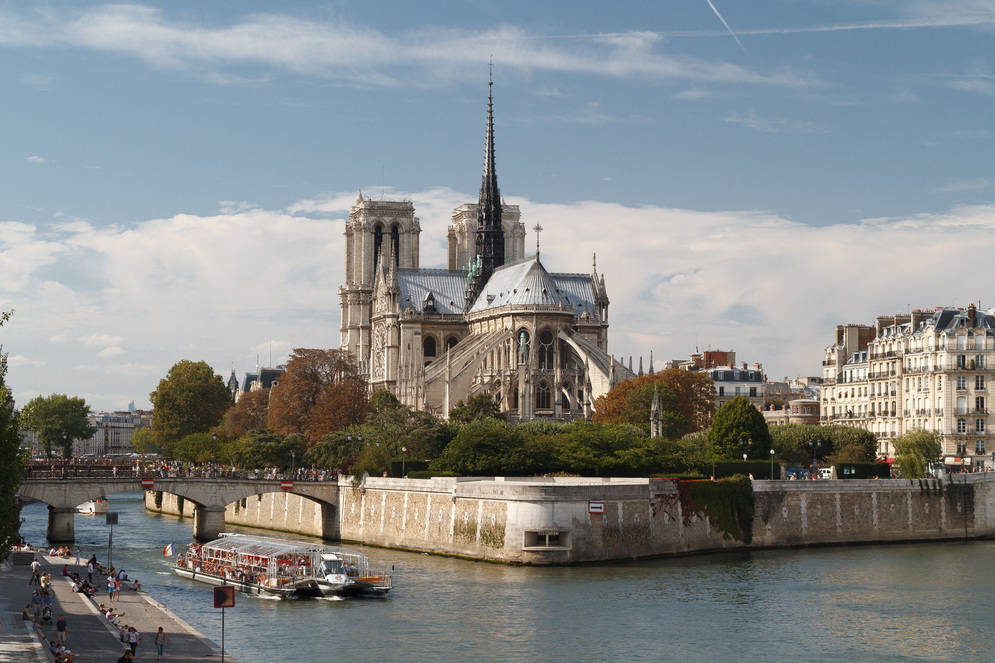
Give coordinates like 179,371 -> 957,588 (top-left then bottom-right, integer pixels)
2,1 -> 995,411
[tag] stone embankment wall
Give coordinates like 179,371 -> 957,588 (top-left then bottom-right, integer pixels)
145,490 -> 327,538
146,474 -> 995,564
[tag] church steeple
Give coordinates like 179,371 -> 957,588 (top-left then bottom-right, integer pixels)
465,69 -> 506,311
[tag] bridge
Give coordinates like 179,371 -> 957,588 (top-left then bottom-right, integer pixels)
18,477 -> 339,543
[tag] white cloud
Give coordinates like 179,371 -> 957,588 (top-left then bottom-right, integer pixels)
674,88 -> 718,101
723,111 -> 821,133
4,187 -> 995,413
0,5 -> 813,88
26,155 -> 45,164
7,355 -> 46,367
930,178 -> 994,193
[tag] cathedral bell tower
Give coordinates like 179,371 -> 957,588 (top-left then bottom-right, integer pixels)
464,73 -> 505,311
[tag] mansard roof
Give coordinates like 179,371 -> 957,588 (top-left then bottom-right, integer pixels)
397,269 -> 467,315
469,256 -> 573,313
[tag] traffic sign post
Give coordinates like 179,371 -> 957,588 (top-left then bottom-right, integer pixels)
280,480 -> 293,491
141,477 -> 155,489
213,585 -> 235,663
588,500 -> 605,514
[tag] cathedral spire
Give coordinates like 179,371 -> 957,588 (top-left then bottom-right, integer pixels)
465,70 -> 506,311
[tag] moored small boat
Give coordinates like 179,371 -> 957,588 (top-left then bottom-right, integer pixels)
172,533 -> 393,599
77,497 -> 110,515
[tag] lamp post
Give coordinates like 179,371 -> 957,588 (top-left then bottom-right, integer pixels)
401,446 -> 407,478
290,450 -> 296,479
809,440 -> 821,478
770,449 -> 775,480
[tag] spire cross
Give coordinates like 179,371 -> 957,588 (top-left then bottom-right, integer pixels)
533,224 -> 543,256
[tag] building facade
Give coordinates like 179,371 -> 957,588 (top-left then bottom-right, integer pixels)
821,305 -> 995,468
340,79 -> 631,420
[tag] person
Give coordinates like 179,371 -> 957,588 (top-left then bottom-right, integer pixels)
154,627 -> 166,658
30,557 -> 41,585
128,626 -> 140,656
22,604 -> 31,621
116,650 -> 134,663
62,564 -> 69,577
74,547 -> 81,566
107,575 -> 115,601
55,614 -> 68,646
41,605 -> 52,625
86,560 -> 94,583
112,576 -> 121,601
130,578 -> 142,592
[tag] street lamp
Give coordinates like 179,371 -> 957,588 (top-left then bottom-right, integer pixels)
290,450 -> 296,478
809,440 -> 821,478
401,446 -> 407,478
770,449 -> 775,480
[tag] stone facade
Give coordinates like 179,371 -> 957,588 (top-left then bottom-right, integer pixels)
341,81 -> 631,420
822,306 -> 995,467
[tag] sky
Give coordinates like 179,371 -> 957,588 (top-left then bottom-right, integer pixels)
1,0 -> 995,412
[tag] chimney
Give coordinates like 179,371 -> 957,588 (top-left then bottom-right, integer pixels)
742,362 -> 747,370
969,303 -> 977,328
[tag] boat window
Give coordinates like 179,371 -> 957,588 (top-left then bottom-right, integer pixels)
322,559 -> 343,575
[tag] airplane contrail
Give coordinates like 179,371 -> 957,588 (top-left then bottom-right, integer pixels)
704,0 -> 747,53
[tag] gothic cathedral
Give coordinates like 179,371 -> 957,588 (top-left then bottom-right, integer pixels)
339,78 -> 632,421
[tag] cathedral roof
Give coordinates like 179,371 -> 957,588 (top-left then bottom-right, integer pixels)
397,269 -> 467,315
468,256 -> 575,313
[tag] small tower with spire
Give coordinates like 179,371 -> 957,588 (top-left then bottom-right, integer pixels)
650,384 -> 662,438
465,67 -> 506,311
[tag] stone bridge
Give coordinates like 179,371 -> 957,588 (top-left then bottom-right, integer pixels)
18,478 -> 339,543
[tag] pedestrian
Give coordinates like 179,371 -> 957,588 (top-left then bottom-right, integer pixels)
86,560 -> 94,583
74,547 -> 81,567
154,627 -> 166,659
116,649 -> 134,663
55,614 -> 67,646
29,557 -> 41,585
128,626 -> 140,656
108,575 -> 115,601
112,576 -> 121,601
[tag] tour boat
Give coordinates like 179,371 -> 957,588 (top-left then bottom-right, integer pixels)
172,533 -> 393,599
77,497 -> 110,515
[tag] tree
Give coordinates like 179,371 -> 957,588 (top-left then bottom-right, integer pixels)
0,309 -> 24,562
20,394 -> 96,458
593,369 -> 715,433
130,427 -> 156,454
267,348 -> 367,446
894,430 -> 942,479
449,394 -> 504,424
150,360 -> 231,455
708,396 -> 772,460
222,390 -> 269,437
769,424 -> 877,464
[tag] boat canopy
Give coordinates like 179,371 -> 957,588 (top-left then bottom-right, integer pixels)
207,533 -> 328,558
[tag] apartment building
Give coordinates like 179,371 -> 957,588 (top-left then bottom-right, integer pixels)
822,305 -> 995,468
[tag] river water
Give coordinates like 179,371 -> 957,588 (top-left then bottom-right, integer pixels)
18,492 -> 993,662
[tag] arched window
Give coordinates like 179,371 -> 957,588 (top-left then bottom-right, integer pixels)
512,385 -> 519,409
423,336 -> 437,358
446,336 -> 459,351
538,329 -> 555,369
536,381 -> 551,410
516,329 -> 531,364
373,223 -> 384,266
390,224 -> 400,268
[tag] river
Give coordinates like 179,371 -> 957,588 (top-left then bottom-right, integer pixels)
18,492 -> 992,662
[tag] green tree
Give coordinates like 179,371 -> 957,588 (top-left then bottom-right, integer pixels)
708,396 -> 772,460
150,360 -> 231,455
173,432 -> 225,463
20,394 -> 96,458
449,394 -> 504,424
432,419 -> 525,475
130,427 -> 156,454
894,430 -> 942,479
0,310 -> 25,562
225,430 -> 306,469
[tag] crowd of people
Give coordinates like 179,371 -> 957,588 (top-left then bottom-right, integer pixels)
16,541 -> 162,662
24,456 -> 341,483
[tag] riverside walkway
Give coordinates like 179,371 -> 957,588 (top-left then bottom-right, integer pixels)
0,551 -> 233,662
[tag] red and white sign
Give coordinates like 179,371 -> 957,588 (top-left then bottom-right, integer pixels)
588,500 -> 605,514
141,478 -> 154,489
280,480 -> 294,491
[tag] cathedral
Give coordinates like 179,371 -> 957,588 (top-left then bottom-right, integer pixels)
339,78 -> 632,421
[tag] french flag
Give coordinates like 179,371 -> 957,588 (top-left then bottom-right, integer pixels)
163,543 -> 175,557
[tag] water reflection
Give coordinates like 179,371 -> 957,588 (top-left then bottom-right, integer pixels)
17,493 -> 995,663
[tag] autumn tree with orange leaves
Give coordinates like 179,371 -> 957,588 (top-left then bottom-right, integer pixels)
267,348 -> 368,447
592,368 -> 715,435
221,389 -> 270,437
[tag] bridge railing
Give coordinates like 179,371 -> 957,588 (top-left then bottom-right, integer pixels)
22,465 -> 340,483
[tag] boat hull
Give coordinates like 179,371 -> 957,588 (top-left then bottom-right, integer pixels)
172,567 -> 390,599
77,499 -> 109,515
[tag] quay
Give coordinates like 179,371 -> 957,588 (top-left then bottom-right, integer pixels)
0,550 -> 232,662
